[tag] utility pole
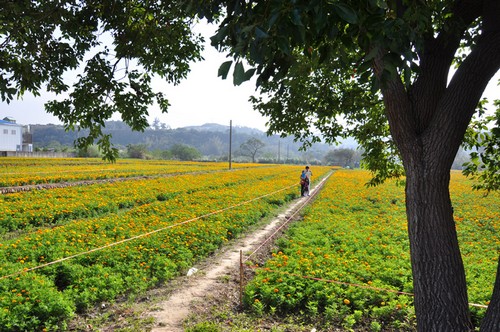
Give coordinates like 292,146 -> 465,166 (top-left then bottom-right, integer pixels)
278,140 -> 281,163
229,120 -> 232,170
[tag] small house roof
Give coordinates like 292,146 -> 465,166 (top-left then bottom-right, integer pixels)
2,116 -> 16,123
0,119 -> 22,126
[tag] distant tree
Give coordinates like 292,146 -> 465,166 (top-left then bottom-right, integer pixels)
127,144 -> 149,159
239,138 -> 265,163
159,150 -> 173,160
77,145 -> 100,158
151,118 -> 162,131
170,144 -> 201,161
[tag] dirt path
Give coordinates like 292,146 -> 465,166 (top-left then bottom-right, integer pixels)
148,176 -> 329,332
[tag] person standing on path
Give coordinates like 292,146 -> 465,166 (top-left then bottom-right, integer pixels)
300,170 -> 307,197
300,166 -> 312,197
304,165 -> 312,196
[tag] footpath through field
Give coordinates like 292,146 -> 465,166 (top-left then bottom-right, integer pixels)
148,174 -> 331,332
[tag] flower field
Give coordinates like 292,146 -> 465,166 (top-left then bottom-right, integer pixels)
0,163 -> 291,233
0,158 -> 261,187
243,169 -> 499,331
0,159 -> 332,331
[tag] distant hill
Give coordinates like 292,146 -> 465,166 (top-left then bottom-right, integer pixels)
183,123 -> 264,135
30,121 -> 358,162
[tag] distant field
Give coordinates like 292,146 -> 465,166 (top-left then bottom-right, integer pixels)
0,159 -> 497,331
0,157 -> 264,187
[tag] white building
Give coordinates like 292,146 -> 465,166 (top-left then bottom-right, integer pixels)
0,117 -> 33,153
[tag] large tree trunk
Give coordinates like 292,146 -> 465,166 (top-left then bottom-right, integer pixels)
376,2 -> 500,326
405,159 -> 473,331
376,62 -> 476,329
481,257 -> 500,330
477,2 -> 500,329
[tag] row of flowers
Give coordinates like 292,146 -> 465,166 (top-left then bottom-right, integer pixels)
0,158 -> 262,187
0,162 -> 332,331
1,164 -> 288,233
243,170 -> 498,331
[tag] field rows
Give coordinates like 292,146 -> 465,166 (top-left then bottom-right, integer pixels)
243,170 -> 499,330
0,161 -> 332,331
1,160 -> 497,331
0,165 -> 292,233
0,158 -> 263,187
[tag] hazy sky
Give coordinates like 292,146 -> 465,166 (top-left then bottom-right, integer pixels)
0,22 -> 499,132
0,22 -> 269,131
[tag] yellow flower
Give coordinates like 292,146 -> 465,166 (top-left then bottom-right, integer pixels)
343,299 -> 350,305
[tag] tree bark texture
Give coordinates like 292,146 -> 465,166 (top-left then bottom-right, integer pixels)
380,77 -> 476,330
405,162 -> 473,331
377,1 -> 500,328
481,257 -> 500,331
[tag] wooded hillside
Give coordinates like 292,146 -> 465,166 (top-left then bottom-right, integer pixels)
29,121 -> 343,161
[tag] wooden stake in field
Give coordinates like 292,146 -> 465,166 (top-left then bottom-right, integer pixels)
239,249 -> 243,306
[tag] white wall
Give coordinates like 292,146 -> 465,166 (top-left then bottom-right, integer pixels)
0,123 -> 23,151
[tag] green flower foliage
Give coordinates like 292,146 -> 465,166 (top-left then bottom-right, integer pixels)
0,163 -> 333,330
244,170 -> 498,329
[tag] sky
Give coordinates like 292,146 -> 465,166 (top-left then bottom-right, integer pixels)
0,22 -> 499,132
0,22 -> 270,131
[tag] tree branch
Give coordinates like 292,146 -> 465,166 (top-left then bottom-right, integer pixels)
373,51 -> 415,160
411,0 -> 483,133
426,28 -> 500,168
